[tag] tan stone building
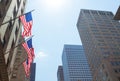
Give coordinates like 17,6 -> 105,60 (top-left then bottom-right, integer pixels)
93,55 -> 120,81
0,0 -> 29,81
77,9 -> 120,81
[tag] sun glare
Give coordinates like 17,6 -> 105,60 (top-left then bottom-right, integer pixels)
43,0 -> 66,11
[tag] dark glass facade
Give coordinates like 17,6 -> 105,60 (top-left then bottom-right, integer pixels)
30,63 -> 36,81
57,66 -> 64,81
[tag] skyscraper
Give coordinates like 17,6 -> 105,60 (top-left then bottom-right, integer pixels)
0,0 -> 27,81
114,6 -> 120,20
77,9 -> 120,80
57,66 -> 64,81
62,45 -> 92,81
30,63 -> 36,81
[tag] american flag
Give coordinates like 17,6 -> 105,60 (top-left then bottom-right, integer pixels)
22,37 -> 34,61
23,59 -> 29,77
20,12 -> 33,37
22,37 -> 35,77
26,37 -> 35,58
23,59 -> 30,77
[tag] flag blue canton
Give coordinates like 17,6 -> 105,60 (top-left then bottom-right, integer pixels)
25,12 -> 32,22
27,38 -> 32,48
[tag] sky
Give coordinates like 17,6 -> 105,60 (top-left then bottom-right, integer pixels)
25,0 -> 120,81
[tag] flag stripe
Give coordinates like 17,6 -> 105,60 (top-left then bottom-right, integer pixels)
20,12 -> 33,37
23,59 -> 30,77
22,42 -> 33,59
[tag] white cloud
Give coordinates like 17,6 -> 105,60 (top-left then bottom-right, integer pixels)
36,51 -> 48,59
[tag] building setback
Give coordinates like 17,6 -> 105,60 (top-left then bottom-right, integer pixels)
62,45 -> 92,81
57,66 -> 64,81
77,9 -> 120,81
0,0 -> 27,81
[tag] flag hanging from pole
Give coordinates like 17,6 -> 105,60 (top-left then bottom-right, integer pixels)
22,37 -> 35,60
26,37 -> 35,58
20,12 -> 33,37
23,59 -> 30,77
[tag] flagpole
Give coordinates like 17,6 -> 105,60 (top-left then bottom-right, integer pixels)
4,35 -> 34,55
0,9 -> 35,27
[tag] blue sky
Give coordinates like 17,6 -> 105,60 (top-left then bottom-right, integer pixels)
26,0 -> 119,81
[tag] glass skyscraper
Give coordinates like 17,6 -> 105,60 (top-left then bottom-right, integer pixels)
62,45 -> 92,81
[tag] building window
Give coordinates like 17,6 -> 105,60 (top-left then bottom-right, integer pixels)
5,0 -> 9,5
17,0 -> 20,8
13,6 -> 17,17
14,65 -> 18,70
7,57 -> 10,67
118,77 -> 120,81
112,61 -> 120,66
21,8 -> 24,14
102,64 -> 104,69
0,74 -> 1,80
0,0 -> 3,3
23,0 -> 26,6
106,72 -> 108,77
2,36 -> 6,47
0,11 -> 2,18
108,79 -> 110,81
106,12 -> 113,16
99,11 -> 106,15
15,27 -> 18,38
11,40 -> 14,48
113,52 -> 120,55
8,20 -> 12,30
12,73 -> 17,78
18,18 -> 21,26
91,11 -> 98,14
84,10 -> 90,14
114,69 -> 118,73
